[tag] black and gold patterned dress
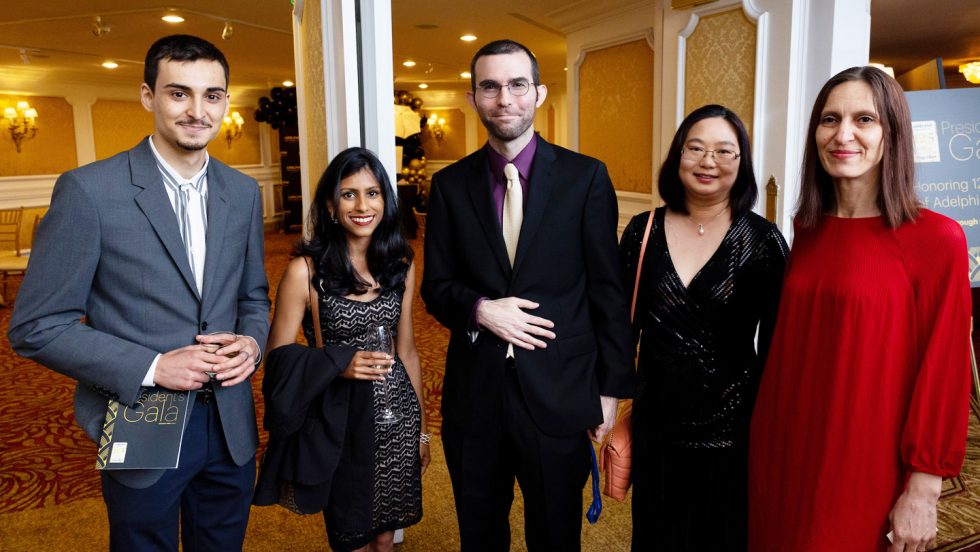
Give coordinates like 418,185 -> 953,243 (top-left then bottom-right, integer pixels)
302,286 -> 422,551
619,207 -> 788,551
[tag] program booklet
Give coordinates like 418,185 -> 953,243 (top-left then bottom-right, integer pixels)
95,387 -> 191,470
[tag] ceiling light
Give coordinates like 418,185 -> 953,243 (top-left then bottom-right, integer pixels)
221,21 -> 233,40
102,61 -> 119,69
162,14 -> 185,23
418,83 -> 429,89
959,62 -> 980,84
460,34 -> 477,42
282,80 -> 294,87
460,71 -> 471,79
403,60 -> 417,67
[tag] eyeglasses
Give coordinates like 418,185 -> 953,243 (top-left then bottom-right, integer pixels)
681,146 -> 740,165
475,80 -> 534,99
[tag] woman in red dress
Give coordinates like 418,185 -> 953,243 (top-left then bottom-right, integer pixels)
748,66 -> 972,552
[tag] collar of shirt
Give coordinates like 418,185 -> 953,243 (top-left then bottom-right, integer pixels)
486,133 -> 537,224
148,135 -> 210,195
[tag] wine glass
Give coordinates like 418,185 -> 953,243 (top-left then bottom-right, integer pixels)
364,325 -> 400,424
202,331 -> 239,379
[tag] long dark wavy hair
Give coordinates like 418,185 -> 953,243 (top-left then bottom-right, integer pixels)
298,147 -> 413,296
658,104 -> 758,216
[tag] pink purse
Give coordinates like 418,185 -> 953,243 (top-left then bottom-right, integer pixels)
599,211 -> 653,501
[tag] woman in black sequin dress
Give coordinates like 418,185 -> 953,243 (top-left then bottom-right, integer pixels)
264,147 -> 428,552
619,105 -> 788,551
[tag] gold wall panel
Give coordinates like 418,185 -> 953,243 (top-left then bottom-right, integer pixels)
684,9 -> 756,137
579,40 -> 654,194
92,100 -> 154,160
420,109 -> 466,161
0,95 -> 76,176
302,0 -> 328,189
209,106 -> 262,166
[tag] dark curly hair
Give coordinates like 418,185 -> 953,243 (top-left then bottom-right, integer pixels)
298,147 -> 413,296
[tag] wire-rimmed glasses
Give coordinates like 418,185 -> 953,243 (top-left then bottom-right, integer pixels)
475,79 -> 535,99
680,146 -> 741,165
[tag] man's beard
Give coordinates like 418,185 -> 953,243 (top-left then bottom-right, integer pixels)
478,109 -> 536,142
177,138 -> 209,151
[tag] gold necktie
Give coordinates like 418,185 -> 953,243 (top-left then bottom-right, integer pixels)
502,163 -> 523,266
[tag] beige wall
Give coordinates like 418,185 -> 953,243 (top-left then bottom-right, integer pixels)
578,40 -> 654,194
684,8 -> 756,137
92,100 -> 154,160
302,0 -> 328,189
0,95 -> 77,176
420,109 -> 466,161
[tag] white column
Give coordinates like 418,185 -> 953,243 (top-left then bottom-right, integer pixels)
65,95 -> 96,166
322,0 -> 361,159
358,0 -> 397,188
751,0 -> 870,238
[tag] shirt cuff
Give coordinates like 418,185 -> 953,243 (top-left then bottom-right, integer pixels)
142,354 -> 160,387
470,297 -> 487,332
241,335 -> 263,365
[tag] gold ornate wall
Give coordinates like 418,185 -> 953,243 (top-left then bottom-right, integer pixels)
578,39 -> 654,194
208,106 -> 262,166
419,109 -> 465,160
302,0 -> 328,189
684,8 -> 756,137
476,119 -> 487,148
0,95 -> 76,177
92,100 -> 154,160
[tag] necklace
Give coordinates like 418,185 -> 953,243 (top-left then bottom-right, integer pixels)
689,205 -> 729,236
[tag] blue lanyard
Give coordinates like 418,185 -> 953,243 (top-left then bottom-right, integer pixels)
586,444 -> 602,523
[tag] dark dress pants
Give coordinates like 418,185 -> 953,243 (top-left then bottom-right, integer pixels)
442,362 -> 592,551
101,395 -> 255,552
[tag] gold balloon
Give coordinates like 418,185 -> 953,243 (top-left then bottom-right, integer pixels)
408,159 -> 422,170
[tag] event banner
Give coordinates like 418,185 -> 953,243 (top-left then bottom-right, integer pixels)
906,88 -> 980,287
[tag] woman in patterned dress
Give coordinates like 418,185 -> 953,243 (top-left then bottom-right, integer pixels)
265,147 -> 429,551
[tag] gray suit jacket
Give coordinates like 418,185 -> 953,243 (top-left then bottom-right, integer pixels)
8,138 -> 271,488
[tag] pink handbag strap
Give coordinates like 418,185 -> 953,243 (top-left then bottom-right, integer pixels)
629,211 -> 655,323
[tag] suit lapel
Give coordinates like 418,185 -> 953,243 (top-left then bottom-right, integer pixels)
130,139 -> 200,299
201,163 -> 229,308
464,148 -> 512,275
512,139 -> 557,274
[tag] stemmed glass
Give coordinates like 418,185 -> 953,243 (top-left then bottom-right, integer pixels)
364,325 -> 400,424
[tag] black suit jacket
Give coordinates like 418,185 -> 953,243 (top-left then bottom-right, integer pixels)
421,137 -> 634,436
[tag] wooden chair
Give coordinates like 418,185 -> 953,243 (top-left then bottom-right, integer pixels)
413,208 -> 427,238
0,207 -> 29,306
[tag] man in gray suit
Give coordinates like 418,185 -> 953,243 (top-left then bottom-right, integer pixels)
8,34 -> 270,551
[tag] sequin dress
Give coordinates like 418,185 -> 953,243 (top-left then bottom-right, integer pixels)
619,208 -> 788,551
302,287 -> 422,551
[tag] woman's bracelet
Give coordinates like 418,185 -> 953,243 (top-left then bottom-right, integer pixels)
420,432 -> 432,445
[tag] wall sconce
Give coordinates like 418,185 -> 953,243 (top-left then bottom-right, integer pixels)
222,111 -> 244,148
4,101 -> 39,153
427,114 -> 445,145
959,61 -> 980,84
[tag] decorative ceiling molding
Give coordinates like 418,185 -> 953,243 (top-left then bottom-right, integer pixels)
547,0 -> 656,34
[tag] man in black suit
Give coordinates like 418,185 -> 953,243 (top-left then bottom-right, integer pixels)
420,39 -> 634,551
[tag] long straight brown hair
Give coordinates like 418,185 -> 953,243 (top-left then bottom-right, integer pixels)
796,66 -> 919,229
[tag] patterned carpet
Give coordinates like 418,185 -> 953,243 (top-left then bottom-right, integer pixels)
0,230 -> 978,551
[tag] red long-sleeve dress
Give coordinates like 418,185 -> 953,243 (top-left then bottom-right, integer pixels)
748,209 -> 972,551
